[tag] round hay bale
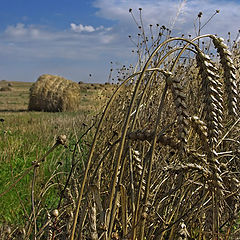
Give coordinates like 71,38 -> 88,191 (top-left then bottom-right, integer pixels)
0,86 -> 12,91
28,74 -> 81,112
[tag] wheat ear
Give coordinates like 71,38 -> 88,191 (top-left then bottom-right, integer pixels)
211,36 -> 239,116
196,52 -> 224,149
167,75 -> 189,151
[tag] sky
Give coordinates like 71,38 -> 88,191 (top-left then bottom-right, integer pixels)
0,0 -> 240,83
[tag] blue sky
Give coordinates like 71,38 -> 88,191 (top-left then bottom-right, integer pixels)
0,0 -> 240,83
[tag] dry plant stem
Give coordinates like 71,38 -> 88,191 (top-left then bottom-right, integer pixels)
26,175 -> 63,238
120,184 -> 128,236
168,188 -> 187,239
168,176 -> 201,239
106,43 -> 178,239
216,117 -> 240,147
70,74 -> 139,240
90,142 -> 118,182
185,188 -> 210,237
212,191 -> 219,239
87,190 -> 98,240
129,46 -> 194,132
140,83 -> 168,240
139,9 -> 150,58
76,202 -> 88,240
114,48 -> 191,238
129,147 -> 136,215
159,189 -> 180,239
128,50 -> 188,239
138,36 -> 214,239
36,218 -> 52,238
158,190 -> 208,238
108,149 -> 129,236
109,38 -> 205,239
132,147 -> 150,240
170,34 -> 213,70
70,44 -> 183,239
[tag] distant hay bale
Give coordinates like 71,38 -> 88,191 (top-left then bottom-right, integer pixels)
0,86 -> 12,91
28,74 -> 81,112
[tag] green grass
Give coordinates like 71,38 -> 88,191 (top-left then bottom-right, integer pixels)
0,80 -> 114,230
0,111 -> 91,225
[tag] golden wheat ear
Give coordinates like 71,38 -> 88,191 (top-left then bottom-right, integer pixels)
196,52 -> 224,149
167,75 -> 188,152
189,116 -> 209,152
211,36 -> 239,117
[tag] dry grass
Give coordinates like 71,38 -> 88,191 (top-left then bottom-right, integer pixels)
0,81 -> 31,111
67,34 -> 240,240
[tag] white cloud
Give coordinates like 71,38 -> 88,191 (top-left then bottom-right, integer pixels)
93,0 -> 240,38
4,23 -> 52,40
70,23 -> 95,33
70,23 -> 112,33
5,23 -> 28,37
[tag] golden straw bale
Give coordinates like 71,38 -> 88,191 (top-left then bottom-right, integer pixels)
28,74 -> 81,112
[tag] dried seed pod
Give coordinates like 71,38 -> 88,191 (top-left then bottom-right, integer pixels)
211,36 -> 239,116
6,226 -> 11,235
51,209 -> 59,217
56,134 -> 67,145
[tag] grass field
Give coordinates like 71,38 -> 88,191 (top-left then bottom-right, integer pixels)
0,80 -> 114,236
0,80 -> 115,112
0,81 -> 32,111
